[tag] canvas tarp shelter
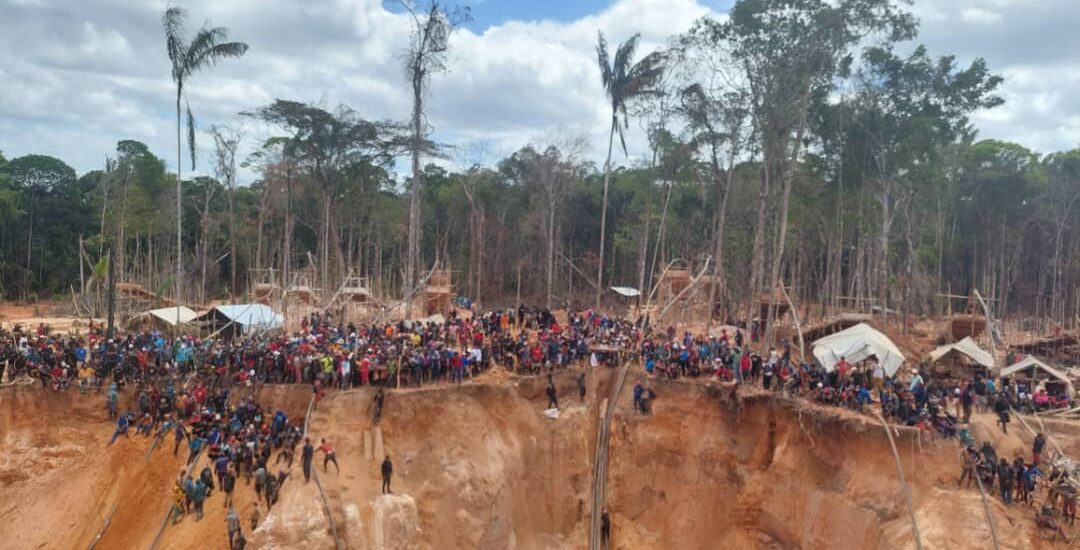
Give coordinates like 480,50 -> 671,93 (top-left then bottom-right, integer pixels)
812,323 -> 905,376
195,304 -> 284,336
127,306 -> 199,328
1000,356 -> 1075,397
610,286 -> 641,298
926,337 -> 995,369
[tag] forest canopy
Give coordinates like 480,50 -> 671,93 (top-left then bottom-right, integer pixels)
0,0 -> 1075,325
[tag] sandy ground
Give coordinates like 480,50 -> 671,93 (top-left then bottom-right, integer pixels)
0,302 -> 101,334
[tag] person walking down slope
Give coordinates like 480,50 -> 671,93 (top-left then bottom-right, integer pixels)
226,505 -> 241,548
373,387 -> 385,425
249,502 -> 261,532
1034,432 -> 1048,465
173,421 -> 187,457
302,437 -> 314,483
192,477 -> 207,520
200,465 -> 215,498
320,439 -> 340,473
998,458 -> 1014,505
221,465 -> 236,508
994,393 -> 1011,435
106,382 -> 118,420
959,446 -> 980,488
381,454 -> 393,494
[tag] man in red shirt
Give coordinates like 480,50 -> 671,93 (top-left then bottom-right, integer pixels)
319,439 -> 340,473
836,356 -> 851,380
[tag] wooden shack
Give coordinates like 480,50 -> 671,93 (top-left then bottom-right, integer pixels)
656,268 -> 692,305
250,268 -> 281,305
285,272 -> 320,305
423,268 -> 453,315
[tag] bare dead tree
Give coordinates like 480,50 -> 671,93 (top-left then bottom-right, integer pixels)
400,0 -> 469,316
211,125 -> 243,299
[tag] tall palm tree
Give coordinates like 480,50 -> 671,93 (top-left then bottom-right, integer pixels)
594,32 -> 665,308
163,7 -> 248,312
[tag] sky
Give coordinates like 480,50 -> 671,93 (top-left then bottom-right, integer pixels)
1,0 -> 1078,183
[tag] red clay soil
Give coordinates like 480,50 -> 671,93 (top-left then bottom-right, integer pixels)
5,373 -> 1080,549
0,384 -> 312,550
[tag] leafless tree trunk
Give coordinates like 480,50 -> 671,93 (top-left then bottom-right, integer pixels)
116,166 -> 131,283
597,119 -> 617,309
198,182 -> 214,304
406,85 -> 423,312
745,161 -> 770,327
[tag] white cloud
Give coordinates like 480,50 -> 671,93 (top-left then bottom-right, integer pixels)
1,0 -> 1079,184
960,7 -> 1002,25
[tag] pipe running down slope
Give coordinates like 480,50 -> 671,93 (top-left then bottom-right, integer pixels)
305,396 -> 345,550
589,360 -> 633,550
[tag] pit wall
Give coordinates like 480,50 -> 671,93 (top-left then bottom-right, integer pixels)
3,375 -> 1015,550
607,382 -> 913,549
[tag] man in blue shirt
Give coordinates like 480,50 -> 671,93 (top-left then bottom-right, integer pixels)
109,412 -> 131,445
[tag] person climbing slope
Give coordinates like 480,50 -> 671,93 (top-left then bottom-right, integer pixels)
320,438 -> 339,473
108,412 -> 132,446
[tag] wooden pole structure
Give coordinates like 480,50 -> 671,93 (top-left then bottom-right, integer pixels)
778,282 -> 805,360
872,409 -> 924,550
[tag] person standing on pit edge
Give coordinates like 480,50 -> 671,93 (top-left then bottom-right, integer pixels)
381,454 -> 393,494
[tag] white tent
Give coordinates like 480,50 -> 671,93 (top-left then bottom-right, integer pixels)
610,286 -> 640,298
1000,356 -> 1075,397
812,323 -> 905,376
128,306 -> 199,328
927,337 -> 996,369
196,304 -> 284,335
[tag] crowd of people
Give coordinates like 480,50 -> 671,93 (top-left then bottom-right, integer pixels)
4,303 -> 1080,545
0,305 -> 638,395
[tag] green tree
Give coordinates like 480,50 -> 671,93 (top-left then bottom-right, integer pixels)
6,155 -> 82,294
594,31 -> 667,308
0,151 -> 18,226
850,45 -> 1002,317
248,99 -> 401,291
717,0 -> 915,331
163,6 -> 248,305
